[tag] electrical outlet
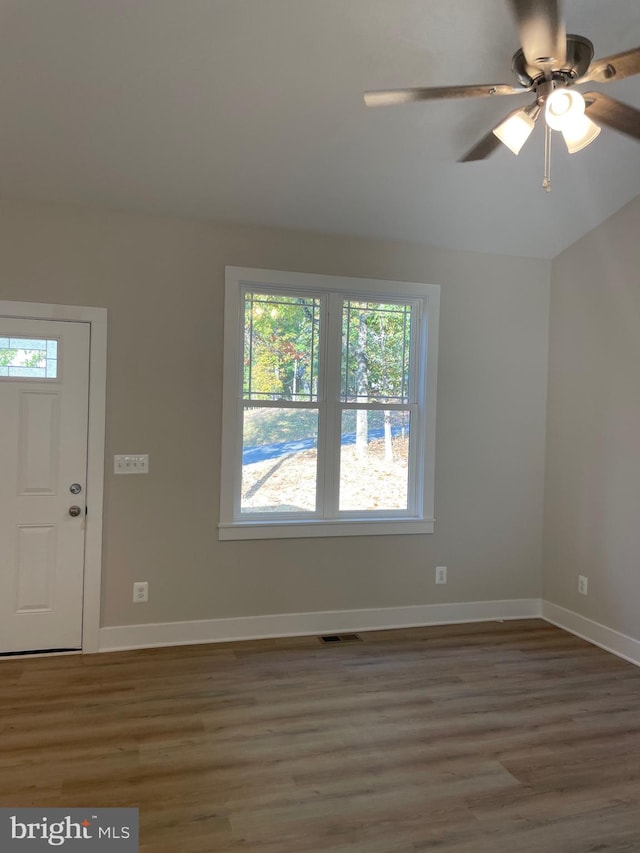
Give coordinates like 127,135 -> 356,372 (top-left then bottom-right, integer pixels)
578,575 -> 588,596
133,581 -> 149,603
435,566 -> 447,585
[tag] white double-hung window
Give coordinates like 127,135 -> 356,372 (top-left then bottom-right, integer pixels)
219,267 -> 440,540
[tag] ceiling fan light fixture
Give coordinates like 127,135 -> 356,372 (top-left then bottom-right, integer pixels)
544,88 -> 586,131
561,114 -> 601,153
493,106 -> 538,155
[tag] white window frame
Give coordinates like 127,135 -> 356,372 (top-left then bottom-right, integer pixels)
219,267 -> 440,540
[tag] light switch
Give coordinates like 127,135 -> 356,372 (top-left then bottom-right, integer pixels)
114,454 -> 149,474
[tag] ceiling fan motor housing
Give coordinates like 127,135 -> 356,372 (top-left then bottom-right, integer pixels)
512,34 -> 595,88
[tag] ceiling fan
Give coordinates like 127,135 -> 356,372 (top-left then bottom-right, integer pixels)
364,0 -> 640,187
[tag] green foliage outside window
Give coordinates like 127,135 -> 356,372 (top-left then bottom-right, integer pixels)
341,301 -> 411,403
0,348 -> 46,368
243,292 -> 319,401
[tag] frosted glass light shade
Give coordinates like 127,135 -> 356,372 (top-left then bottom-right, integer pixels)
545,89 -> 586,131
561,114 -> 601,153
493,110 -> 536,155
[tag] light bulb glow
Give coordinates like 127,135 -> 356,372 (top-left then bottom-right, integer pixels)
545,89 -> 586,131
493,110 -> 536,155
561,114 -> 601,153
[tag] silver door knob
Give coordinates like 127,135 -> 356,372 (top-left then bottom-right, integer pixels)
70,483 -> 82,495
69,506 -> 82,517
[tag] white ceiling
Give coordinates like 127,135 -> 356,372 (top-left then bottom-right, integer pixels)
0,0 -> 638,258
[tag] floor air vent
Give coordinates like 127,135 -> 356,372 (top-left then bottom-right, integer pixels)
319,633 -> 361,644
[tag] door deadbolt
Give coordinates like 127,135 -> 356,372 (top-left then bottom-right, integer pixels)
69,505 -> 82,517
70,483 -> 82,495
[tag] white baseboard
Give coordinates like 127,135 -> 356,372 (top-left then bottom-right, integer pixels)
99,598 -> 541,653
542,600 -> 640,668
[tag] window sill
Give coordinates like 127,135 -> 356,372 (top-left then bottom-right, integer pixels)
218,518 -> 435,541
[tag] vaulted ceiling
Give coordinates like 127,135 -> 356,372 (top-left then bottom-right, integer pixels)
0,0 -> 638,258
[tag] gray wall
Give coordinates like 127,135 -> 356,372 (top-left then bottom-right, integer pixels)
544,195 -> 640,641
0,200 -> 550,628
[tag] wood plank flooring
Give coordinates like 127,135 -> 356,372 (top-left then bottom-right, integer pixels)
1,619 -> 640,852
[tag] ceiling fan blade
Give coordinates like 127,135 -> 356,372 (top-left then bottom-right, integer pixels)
364,84 -> 529,107
509,0 -> 566,70
459,129 -> 504,162
581,46 -> 640,84
584,92 -> 640,142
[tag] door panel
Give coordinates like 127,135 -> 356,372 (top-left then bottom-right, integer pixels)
16,525 -> 56,611
18,391 -> 61,494
0,318 -> 90,653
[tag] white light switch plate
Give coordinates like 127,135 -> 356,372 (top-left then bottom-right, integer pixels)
114,454 -> 149,474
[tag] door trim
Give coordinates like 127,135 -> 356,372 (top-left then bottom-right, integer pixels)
0,301 -> 107,653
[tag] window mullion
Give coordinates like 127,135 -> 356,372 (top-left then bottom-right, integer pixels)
318,292 -> 342,519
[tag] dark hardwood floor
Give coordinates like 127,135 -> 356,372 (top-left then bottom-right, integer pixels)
1,619 -> 640,852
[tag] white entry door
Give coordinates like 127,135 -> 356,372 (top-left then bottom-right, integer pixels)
0,318 -> 90,654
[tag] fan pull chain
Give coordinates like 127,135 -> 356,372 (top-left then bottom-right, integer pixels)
542,124 -> 552,192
